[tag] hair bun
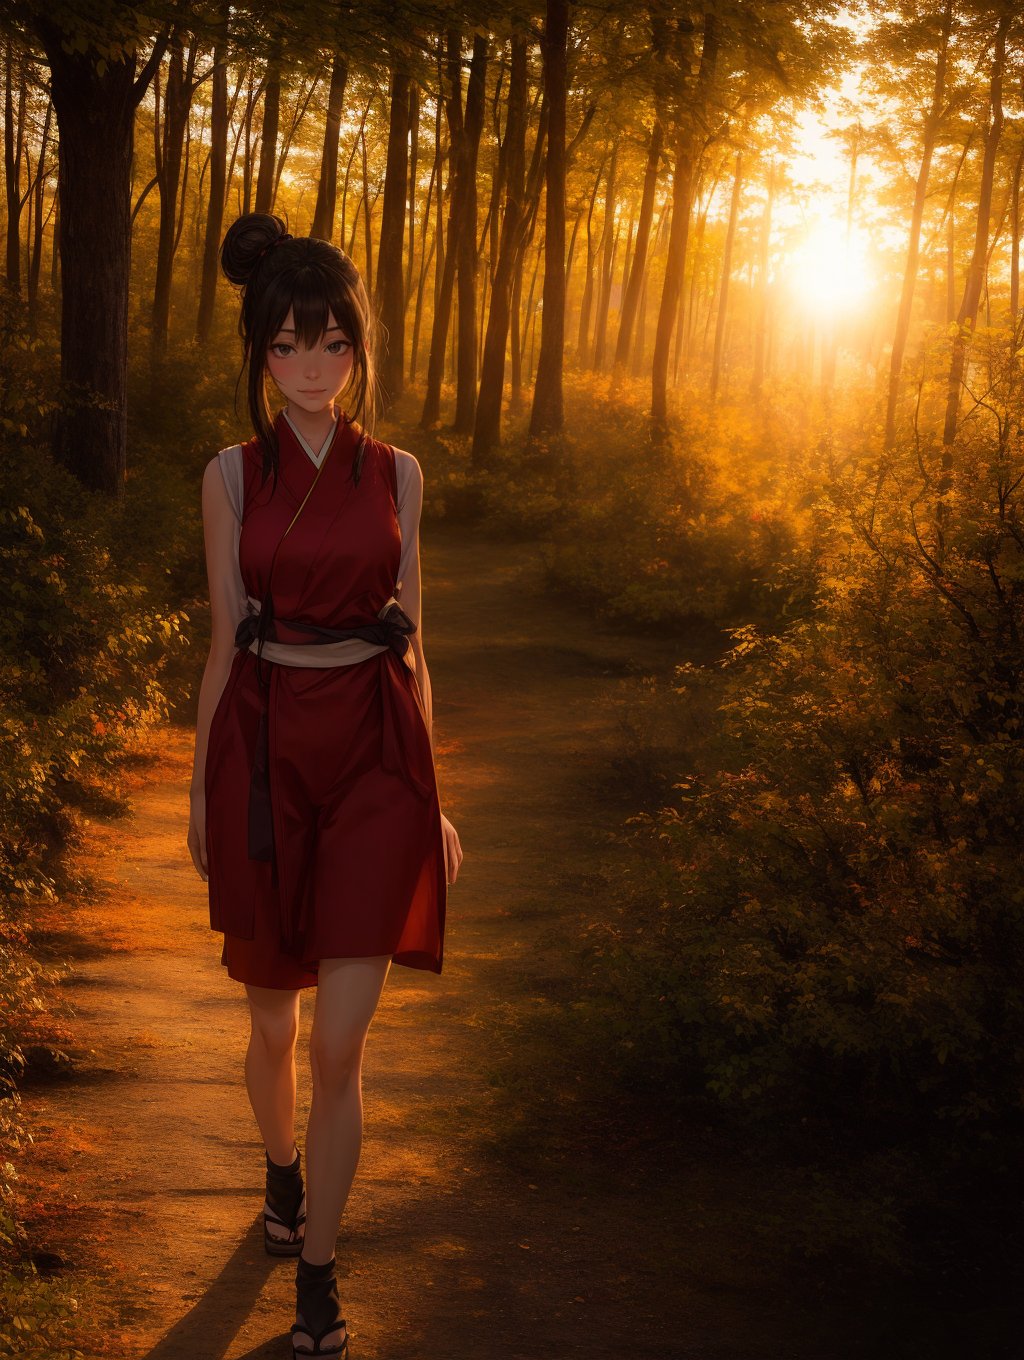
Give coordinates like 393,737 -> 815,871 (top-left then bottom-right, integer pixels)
220,212 -> 292,287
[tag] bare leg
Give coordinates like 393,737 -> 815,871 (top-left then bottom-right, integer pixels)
245,983 -> 302,1242
296,954 -> 391,1352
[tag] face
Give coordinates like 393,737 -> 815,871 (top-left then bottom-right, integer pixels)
264,306 -> 355,415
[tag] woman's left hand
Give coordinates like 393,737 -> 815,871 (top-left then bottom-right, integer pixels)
440,812 -> 463,885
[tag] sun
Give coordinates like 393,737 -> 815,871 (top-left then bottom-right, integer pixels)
785,218 -> 875,314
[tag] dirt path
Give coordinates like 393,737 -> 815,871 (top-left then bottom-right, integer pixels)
16,522 -> 887,1360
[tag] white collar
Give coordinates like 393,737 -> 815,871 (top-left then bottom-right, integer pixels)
283,408 -> 338,468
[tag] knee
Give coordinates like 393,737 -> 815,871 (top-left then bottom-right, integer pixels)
250,1011 -> 299,1062
309,1028 -> 365,1092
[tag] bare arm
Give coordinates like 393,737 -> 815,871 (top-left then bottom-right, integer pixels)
189,455 -> 247,802
394,449 -> 434,759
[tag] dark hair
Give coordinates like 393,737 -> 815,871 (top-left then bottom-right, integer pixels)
219,212 -> 381,486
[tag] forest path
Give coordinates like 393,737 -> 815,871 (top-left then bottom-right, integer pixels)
17,520 -> 876,1360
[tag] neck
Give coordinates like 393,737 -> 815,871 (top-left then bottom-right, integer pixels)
283,402 -> 339,449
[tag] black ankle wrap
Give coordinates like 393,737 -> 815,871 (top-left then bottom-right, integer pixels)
265,1146 -> 303,1228
295,1254 -> 344,1341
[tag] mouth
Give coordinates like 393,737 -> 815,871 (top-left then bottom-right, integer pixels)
298,389 -> 325,394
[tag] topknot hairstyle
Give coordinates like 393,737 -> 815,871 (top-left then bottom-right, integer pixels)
219,212 -> 380,486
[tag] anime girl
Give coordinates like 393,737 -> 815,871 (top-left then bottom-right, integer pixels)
187,211 -> 462,1357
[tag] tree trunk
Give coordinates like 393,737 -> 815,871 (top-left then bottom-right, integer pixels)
360,124 -> 373,292
651,13 -> 718,435
472,30 -> 528,462
311,48 -> 348,241
751,158 -> 774,393
529,0 -> 568,437
32,19 -> 166,494
420,29 -> 463,427
197,3 -> 230,344
710,149 -> 741,400
942,7 -> 1009,454
884,0 -> 951,447
255,44 -> 281,214
405,78 -> 419,315
28,97 -> 53,331
453,34 -> 489,432
1010,139 -> 1024,320
152,30 -> 195,358
4,42 -> 26,296
591,135 -> 618,369
411,83 -> 443,382
575,154 -> 605,363
376,56 -> 412,410
50,186 -> 59,291
612,114 -> 664,379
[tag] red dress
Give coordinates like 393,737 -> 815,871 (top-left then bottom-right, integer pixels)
204,411 -> 446,989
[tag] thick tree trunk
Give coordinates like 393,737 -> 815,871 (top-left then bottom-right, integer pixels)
942,7 -> 1009,454
197,4 -> 230,344
376,57 -> 412,410
32,19 -> 166,494
472,31 -> 528,462
311,48 -> 348,241
255,45 -> 281,214
529,0 -> 568,437
884,0 -> 951,447
711,149 -> 741,401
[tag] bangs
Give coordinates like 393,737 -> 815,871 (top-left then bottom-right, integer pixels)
262,265 -> 361,350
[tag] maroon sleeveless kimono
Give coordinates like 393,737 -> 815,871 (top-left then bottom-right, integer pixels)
204,410 -> 446,988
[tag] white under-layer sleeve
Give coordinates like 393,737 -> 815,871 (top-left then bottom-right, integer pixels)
394,448 -> 424,627
393,447 -> 432,745
216,444 -> 248,631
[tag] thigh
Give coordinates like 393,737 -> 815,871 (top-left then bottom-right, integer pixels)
309,956 -> 392,1064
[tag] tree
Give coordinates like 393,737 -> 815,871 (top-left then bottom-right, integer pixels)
28,4 -> 169,495
529,0 -> 568,437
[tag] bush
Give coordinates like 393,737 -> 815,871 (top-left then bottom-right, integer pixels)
584,386 -> 1024,1164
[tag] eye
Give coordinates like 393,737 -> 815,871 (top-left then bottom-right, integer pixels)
270,342 -> 294,357
326,339 -> 351,355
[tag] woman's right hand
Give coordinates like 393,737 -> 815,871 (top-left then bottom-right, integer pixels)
188,790 -> 209,882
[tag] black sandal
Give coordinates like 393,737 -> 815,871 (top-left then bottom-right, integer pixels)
292,1253 -> 349,1357
264,1145 -> 307,1257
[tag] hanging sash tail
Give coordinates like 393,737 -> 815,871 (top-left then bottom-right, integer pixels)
233,594 -> 420,869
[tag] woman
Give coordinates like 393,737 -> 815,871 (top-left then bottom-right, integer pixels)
187,211 -> 462,1358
